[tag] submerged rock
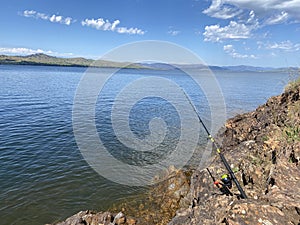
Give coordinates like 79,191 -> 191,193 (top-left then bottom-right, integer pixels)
50,210 -> 136,225
51,210 -> 112,225
108,166 -> 192,225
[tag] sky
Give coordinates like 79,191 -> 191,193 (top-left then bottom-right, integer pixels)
1,0 -> 300,67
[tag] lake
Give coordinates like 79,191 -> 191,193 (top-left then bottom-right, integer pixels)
0,65 -> 291,224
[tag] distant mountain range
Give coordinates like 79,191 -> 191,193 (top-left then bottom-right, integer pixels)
0,53 -> 298,72
141,62 -> 298,72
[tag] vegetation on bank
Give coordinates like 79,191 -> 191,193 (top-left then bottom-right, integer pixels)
283,75 -> 300,146
0,53 -> 144,69
286,73 -> 300,92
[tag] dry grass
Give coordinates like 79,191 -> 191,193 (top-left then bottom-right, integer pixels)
285,71 -> 300,92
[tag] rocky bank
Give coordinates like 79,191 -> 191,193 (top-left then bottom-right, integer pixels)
52,80 -> 300,225
169,80 -> 300,225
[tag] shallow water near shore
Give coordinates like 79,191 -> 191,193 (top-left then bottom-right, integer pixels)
0,65 -> 291,224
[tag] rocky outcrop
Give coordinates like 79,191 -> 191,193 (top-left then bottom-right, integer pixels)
108,166 -> 192,225
169,84 -> 300,224
52,82 -> 300,225
49,210 -> 137,225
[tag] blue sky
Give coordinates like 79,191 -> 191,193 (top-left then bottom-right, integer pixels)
1,0 -> 300,67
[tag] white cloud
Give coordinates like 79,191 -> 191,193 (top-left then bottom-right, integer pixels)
64,17 -> 72,26
203,0 -> 300,58
204,0 -> 300,23
204,18 -> 257,42
36,12 -> 49,20
260,40 -> 300,51
23,10 -> 37,17
81,18 -> 145,35
168,30 -> 180,36
0,47 -> 51,55
203,9 -> 259,42
111,20 -> 120,30
50,15 -> 62,23
265,11 -> 289,25
116,27 -> 145,35
203,0 -> 243,19
224,44 -> 234,51
0,47 -> 74,56
22,10 -> 73,26
81,18 -> 105,29
223,44 -> 257,58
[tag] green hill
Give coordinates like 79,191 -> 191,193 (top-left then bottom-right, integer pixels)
0,53 -> 143,68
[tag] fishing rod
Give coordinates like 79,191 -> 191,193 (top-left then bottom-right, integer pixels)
182,90 -> 247,199
207,168 -> 233,196
206,168 -> 218,186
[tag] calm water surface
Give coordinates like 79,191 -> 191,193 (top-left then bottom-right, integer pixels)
0,65 -> 290,224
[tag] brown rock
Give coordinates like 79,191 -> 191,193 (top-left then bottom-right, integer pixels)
113,212 -> 126,225
126,218 -> 137,225
170,83 -> 300,225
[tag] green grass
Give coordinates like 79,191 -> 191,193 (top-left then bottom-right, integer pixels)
284,126 -> 300,143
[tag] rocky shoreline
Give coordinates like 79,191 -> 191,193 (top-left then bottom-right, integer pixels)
51,81 -> 300,225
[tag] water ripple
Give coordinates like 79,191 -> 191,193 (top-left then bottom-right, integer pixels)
0,65 -> 290,225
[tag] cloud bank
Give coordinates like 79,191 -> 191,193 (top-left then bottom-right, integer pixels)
203,0 -> 300,60
258,40 -> 300,52
203,0 -> 300,22
203,0 -> 300,43
0,47 -> 73,56
204,10 -> 259,42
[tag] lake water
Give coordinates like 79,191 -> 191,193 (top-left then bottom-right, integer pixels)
0,65 -> 292,224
